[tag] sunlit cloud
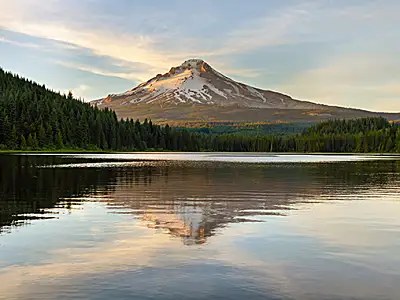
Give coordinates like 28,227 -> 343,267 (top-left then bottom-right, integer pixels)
0,217 -> 177,298
276,53 -> 400,112
68,84 -> 91,100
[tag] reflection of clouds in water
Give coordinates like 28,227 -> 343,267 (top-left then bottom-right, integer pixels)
206,202 -> 400,300
0,213 -> 178,298
41,161 -> 152,168
37,153 -> 396,167
288,199 -> 400,262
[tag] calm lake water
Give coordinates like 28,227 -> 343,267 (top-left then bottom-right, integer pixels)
1,153 -> 400,300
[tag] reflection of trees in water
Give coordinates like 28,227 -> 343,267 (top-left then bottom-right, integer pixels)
1,156 -> 400,244
0,155 -> 118,233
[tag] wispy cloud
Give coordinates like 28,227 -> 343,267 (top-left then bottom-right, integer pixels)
0,1 -> 318,70
0,2 -> 175,72
214,3 -> 314,56
277,52 -> 400,112
0,36 -> 40,49
55,60 -> 142,81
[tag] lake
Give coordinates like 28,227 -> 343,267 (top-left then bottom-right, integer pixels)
1,153 -> 400,300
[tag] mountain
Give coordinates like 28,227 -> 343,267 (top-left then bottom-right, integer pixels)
93,59 -> 321,109
92,59 -> 400,123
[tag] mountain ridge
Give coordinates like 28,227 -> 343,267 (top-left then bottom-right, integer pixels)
91,59 -> 400,123
92,58 -> 324,109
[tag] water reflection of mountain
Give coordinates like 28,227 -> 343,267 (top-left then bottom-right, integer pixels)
1,155 -> 400,244
96,161 -> 400,245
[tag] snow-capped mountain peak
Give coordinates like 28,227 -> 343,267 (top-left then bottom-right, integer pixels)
93,59 -> 322,110
180,58 -> 206,68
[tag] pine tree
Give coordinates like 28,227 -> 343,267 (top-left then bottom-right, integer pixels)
0,110 -> 5,145
385,137 -> 394,153
67,91 -> 73,101
33,133 -> 39,150
55,131 -> 64,149
20,135 -> 27,150
27,134 -> 34,149
8,126 -> 17,149
38,123 -> 46,148
2,116 -> 11,145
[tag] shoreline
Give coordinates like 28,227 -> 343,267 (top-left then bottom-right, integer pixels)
1,150 -> 400,156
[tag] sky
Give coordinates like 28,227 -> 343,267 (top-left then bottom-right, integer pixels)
0,0 -> 399,112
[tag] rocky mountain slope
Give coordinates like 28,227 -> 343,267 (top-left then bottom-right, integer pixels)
92,59 -> 400,123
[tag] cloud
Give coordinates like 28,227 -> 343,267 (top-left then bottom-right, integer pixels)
0,1 -> 319,71
55,60 -> 145,81
0,36 -> 40,49
214,3 -> 313,56
70,84 -> 91,99
275,52 -> 400,111
1,1 -> 399,62
221,67 -> 264,79
0,2 -> 175,72
0,2 -> 382,60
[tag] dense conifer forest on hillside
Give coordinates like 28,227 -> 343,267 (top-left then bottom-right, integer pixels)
0,68 -> 399,153
175,122 -> 313,135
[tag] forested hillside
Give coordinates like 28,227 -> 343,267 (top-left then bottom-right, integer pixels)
175,122 -> 312,135
0,68 -> 399,153
0,68 -> 204,151
199,117 -> 400,152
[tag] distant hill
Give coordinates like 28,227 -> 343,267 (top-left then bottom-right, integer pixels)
91,59 -> 400,123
